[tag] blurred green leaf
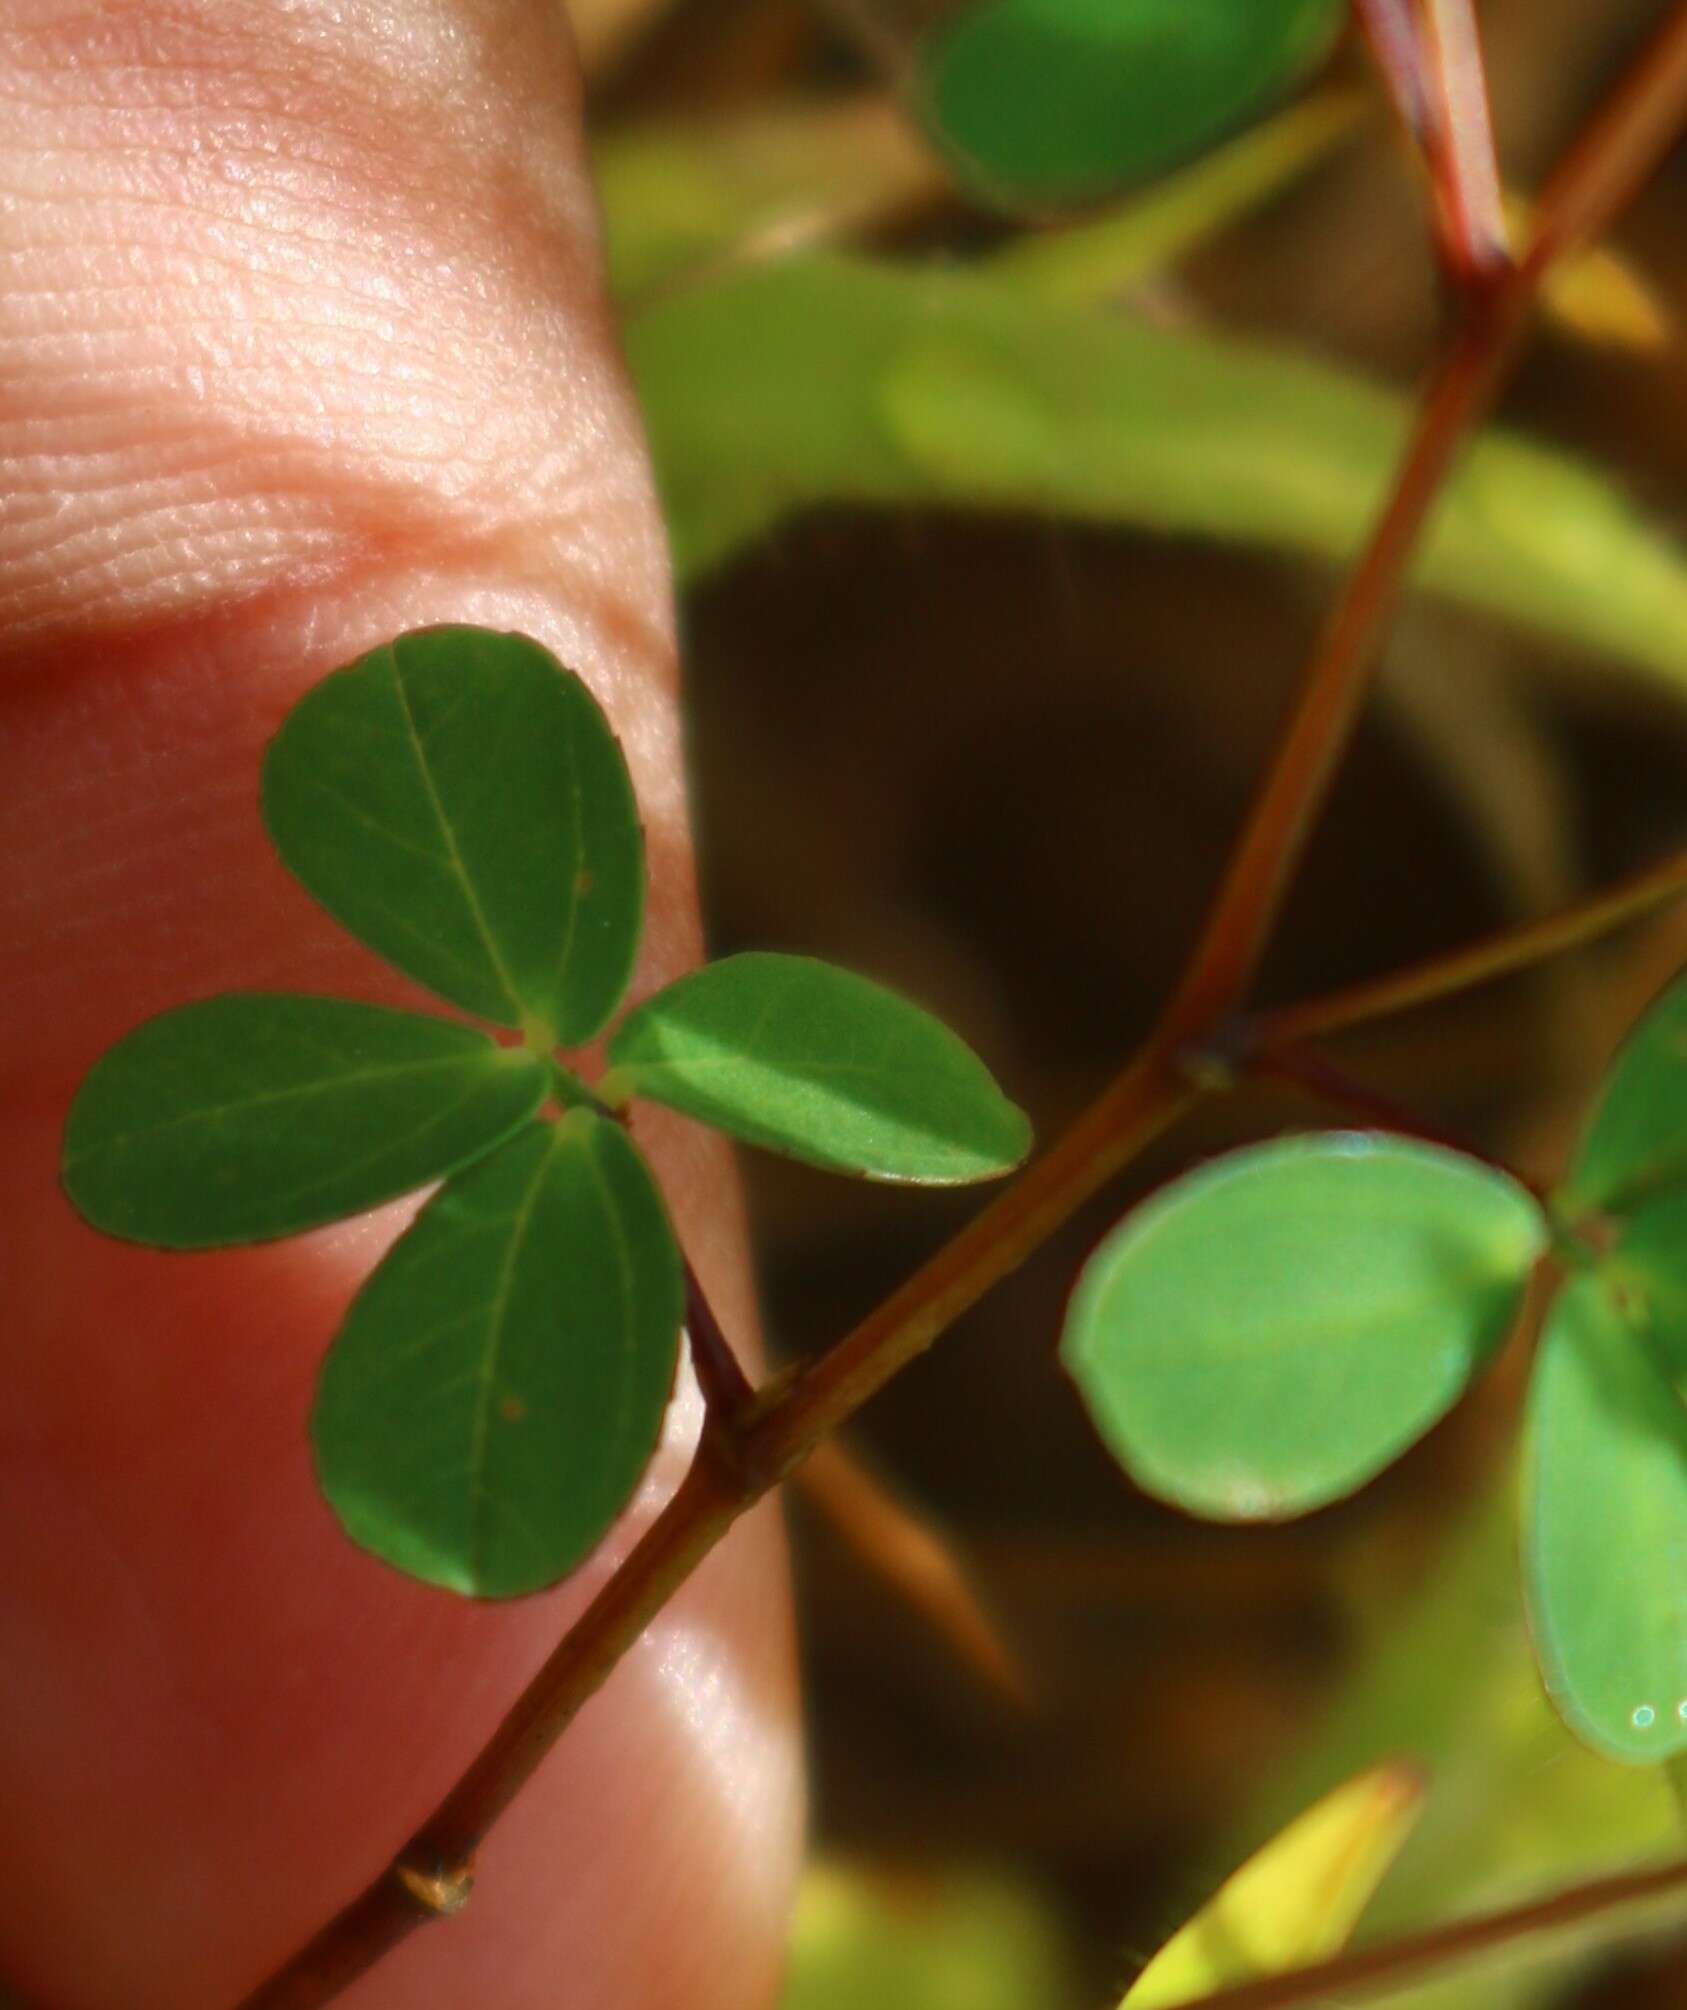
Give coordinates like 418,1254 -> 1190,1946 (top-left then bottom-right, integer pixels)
1122,1763 -> 1423,2007
1240,1469 -> 1676,2010
597,88 -> 1360,311
62,995 -> 544,1249
918,0 -> 1343,205
1524,1267 -> 1687,1765
597,99 -> 945,303
630,255 -> 1687,693
780,1861 -> 1073,2010
987,89 -> 1365,304
1562,972 -> 1687,1216
263,627 -> 644,1045
313,1112 -> 682,1598
1061,1135 -> 1546,1520
606,952 -> 1030,1183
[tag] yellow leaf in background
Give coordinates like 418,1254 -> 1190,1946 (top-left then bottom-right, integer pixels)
1120,1762 -> 1426,2009
1504,194 -> 1673,352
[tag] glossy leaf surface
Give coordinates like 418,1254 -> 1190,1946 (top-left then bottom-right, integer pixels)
918,0 -> 1343,204
606,951 -> 1030,1183
1524,1267 -> 1687,1763
62,994 -> 545,1248
313,1112 -> 683,1599
1563,971 -> 1687,1214
1122,1763 -> 1423,2007
262,626 -> 644,1043
1062,1135 -> 1545,1520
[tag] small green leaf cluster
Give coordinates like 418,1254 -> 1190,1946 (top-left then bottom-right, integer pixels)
916,0 -> 1344,206
62,627 -> 1030,1600
1062,981 -> 1687,1766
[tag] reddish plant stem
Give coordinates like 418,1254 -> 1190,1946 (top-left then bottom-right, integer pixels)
232,9 -> 1687,2006
1169,0 -> 1687,1041
794,1438 -> 1031,1706
1160,302 -> 1519,1040
1356,0 -> 1510,282
1244,1039 -> 1484,1153
1354,0 -> 1434,138
1522,0 -> 1687,272
237,1445 -> 744,2010
682,1253 -> 758,1426
744,1046 -> 1193,1480
1126,1849 -> 1687,2010
1420,0 -> 1511,278
1250,843 -> 1687,1049
1240,1039 -> 1548,1201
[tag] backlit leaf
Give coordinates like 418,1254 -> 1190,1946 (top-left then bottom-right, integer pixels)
1061,1135 -> 1546,1520
262,627 -> 644,1044
605,951 -> 1030,1183
62,994 -> 545,1248
918,0 -> 1344,205
313,1111 -> 683,1598
1122,1763 -> 1423,2007
1524,1267 -> 1687,1764
1562,971 -> 1687,1216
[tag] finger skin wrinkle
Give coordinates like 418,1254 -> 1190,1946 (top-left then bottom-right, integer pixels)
0,7 -> 802,2006
0,0 -> 657,659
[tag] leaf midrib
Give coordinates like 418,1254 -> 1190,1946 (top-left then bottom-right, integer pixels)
466,1129 -> 563,1584
389,653 -> 527,1027
67,1049 -> 506,1163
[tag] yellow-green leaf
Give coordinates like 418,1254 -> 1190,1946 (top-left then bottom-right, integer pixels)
1122,1764 -> 1425,2007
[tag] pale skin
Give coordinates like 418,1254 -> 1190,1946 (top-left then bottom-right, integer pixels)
0,4 -> 804,2005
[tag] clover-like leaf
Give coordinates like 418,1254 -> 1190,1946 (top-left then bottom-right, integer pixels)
604,951 -> 1030,1183
918,0 -> 1343,206
1603,1186 -> 1687,1385
313,1111 -> 683,1599
262,626 -> 644,1044
1524,1265 -> 1687,1764
1121,1763 -> 1423,2007
1561,970 -> 1687,1216
62,994 -> 546,1248
1062,1134 -> 1546,1520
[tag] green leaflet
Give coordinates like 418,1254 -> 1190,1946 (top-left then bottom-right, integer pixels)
1062,1135 -> 1546,1520
1561,970 -> 1687,1215
918,0 -> 1343,206
605,951 -> 1031,1183
61,994 -> 545,1248
630,255 -> 1687,694
262,627 -> 644,1044
1524,1267 -> 1687,1765
313,1112 -> 683,1599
